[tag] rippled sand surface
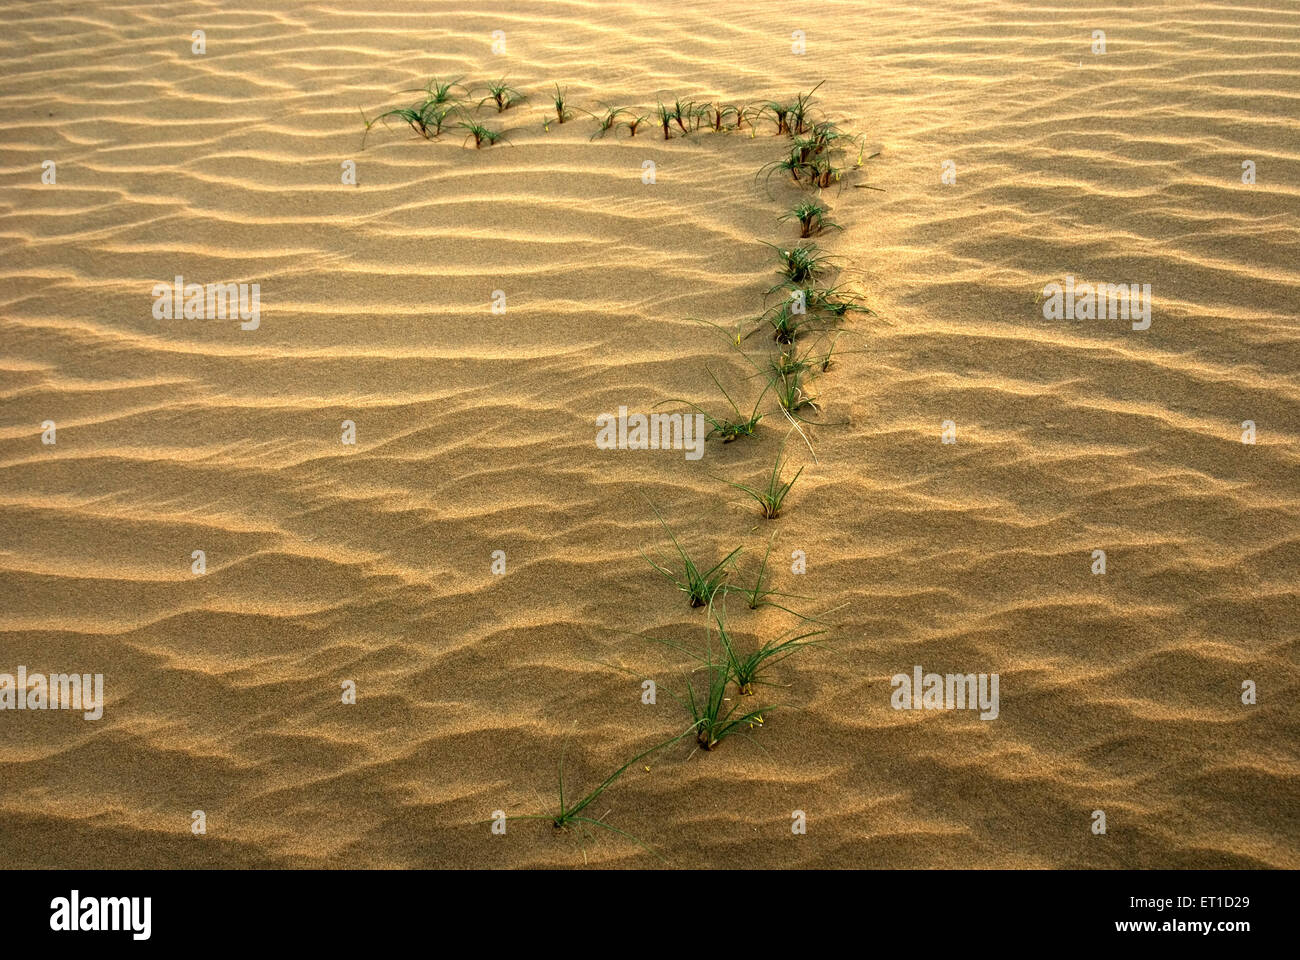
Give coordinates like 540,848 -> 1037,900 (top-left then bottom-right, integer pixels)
1,0 -> 1297,868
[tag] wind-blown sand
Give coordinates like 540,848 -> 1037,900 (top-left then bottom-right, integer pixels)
1,0 -> 1297,868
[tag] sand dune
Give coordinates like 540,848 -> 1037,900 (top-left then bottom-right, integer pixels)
1,0 -> 1297,868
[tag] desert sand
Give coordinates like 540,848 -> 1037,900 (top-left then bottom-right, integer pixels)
1,0 -> 1297,869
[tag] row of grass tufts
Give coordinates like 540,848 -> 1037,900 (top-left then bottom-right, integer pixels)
494,79 -> 879,863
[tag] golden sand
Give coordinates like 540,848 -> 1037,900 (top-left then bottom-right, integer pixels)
0,1 -> 1297,868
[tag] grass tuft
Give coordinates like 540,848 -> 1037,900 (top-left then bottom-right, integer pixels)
655,101 -> 674,140
478,78 -> 524,112
715,602 -> 827,695
779,199 -> 841,238
759,99 -> 791,135
617,112 -> 649,138
504,725 -> 694,860
769,364 -> 818,416
551,84 -> 572,123
586,105 -> 628,139
656,367 -> 770,443
718,434 -> 804,519
757,149 -> 807,193
750,298 -> 820,344
406,75 -> 464,106
807,283 -> 874,321
705,102 -> 740,132
788,80 -> 825,135
361,100 -> 454,147
767,241 -> 833,292
671,98 -> 696,134
809,155 -> 842,189
725,531 -> 813,616
642,500 -> 741,607
458,119 -> 509,148
685,641 -> 771,750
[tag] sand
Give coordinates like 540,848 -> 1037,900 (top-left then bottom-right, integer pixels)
0,0 -> 1297,869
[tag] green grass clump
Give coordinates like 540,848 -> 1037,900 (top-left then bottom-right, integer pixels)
642,500 -> 741,607
631,622 -> 768,752
769,365 -> 818,417
788,80 -> 824,135
757,148 -> 808,190
737,102 -> 763,134
750,298 -> 821,344
406,75 -> 464,106
791,135 -> 818,164
657,367 -> 770,443
809,155 -> 841,189
725,531 -> 812,616
773,332 -> 865,376
715,603 -> 826,695
458,119 -> 508,148
759,99 -> 792,135
704,102 -> 740,132
656,102 -> 674,139
719,434 -> 804,519
779,199 -> 840,238
807,119 -> 851,156
807,283 -> 873,321
586,105 -> 627,139
504,726 -> 692,860
617,113 -> 649,138
551,84 -> 572,123
768,342 -> 818,378
685,647 -> 771,750
815,332 -> 844,371
762,301 -> 804,343
360,76 -> 467,147
671,98 -> 696,134
478,78 -> 524,112
768,242 -> 833,291
361,100 -> 453,146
